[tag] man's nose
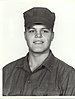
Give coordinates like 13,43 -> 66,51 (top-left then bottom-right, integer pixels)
35,31 -> 42,38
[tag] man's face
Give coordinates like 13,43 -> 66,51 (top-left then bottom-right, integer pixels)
25,24 -> 54,53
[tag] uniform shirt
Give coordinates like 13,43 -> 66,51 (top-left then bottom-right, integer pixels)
3,50 -> 75,96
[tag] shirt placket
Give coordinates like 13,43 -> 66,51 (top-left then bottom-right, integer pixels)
22,72 -> 33,95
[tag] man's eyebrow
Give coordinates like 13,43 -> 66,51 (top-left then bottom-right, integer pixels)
28,27 -> 35,30
41,28 -> 49,29
41,28 -> 50,30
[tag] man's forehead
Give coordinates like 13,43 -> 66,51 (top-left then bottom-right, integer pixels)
29,24 -> 49,29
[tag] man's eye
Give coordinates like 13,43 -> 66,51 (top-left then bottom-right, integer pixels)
42,29 -> 49,33
29,29 -> 35,33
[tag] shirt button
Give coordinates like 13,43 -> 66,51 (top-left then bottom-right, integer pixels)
27,80 -> 31,83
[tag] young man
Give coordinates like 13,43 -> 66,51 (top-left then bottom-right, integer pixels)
3,7 -> 75,96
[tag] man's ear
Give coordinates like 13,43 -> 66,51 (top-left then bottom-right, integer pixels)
24,31 -> 27,41
51,32 -> 54,41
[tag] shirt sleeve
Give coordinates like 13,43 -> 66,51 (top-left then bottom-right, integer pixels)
61,67 -> 75,96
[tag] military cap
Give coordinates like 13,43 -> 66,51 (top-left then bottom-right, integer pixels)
23,7 -> 55,30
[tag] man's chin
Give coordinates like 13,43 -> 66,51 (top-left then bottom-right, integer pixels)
30,49 -> 49,54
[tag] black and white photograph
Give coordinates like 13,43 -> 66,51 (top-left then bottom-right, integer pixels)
0,0 -> 75,97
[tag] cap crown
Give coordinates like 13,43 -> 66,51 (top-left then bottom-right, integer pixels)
23,7 -> 55,30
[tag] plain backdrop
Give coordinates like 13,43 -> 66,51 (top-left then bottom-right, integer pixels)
0,0 -> 75,96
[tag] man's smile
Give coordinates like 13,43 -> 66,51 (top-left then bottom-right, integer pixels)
33,40 -> 44,44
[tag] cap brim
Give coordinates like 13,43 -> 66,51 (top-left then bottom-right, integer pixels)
25,17 -> 52,29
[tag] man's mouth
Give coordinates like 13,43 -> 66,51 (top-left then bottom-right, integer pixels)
33,40 -> 44,44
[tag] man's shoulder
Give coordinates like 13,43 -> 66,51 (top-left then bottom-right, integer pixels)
54,56 -> 75,74
3,56 -> 26,72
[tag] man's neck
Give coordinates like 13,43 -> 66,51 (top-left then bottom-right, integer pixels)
28,50 -> 50,72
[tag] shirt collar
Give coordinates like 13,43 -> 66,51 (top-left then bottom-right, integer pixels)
42,50 -> 55,72
16,53 -> 31,72
16,50 -> 55,72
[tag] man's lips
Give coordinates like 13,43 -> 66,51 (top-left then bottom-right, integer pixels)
33,40 -> 44,44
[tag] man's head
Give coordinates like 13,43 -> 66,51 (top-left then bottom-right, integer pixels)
23,7 -> 55,32
23,7 -> 55,54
